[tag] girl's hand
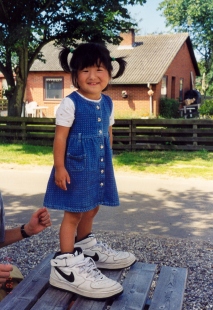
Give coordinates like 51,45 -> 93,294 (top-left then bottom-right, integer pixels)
55,167 -> 70,190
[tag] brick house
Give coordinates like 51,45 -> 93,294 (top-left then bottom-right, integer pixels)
1,30 -> 200,117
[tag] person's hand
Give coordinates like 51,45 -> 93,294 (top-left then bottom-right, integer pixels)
24,208 -> 51,237
55,167 -> 70,190
0,264 -> 13,287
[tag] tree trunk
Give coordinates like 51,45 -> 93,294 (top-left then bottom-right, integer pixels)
7,45 -> 28,117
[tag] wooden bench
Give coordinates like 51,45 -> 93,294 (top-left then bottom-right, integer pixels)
0,253 -> 188,310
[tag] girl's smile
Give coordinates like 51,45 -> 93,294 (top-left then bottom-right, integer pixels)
77,64 -> 110,100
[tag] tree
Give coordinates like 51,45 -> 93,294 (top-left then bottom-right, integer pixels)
0,0 -> 146,116
158,0 -> 213,95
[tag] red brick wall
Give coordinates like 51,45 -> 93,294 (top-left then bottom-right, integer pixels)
164,41 -> 196,102
25,40 -> 197,118
104,85 -> 153,118
25,72 -> 74,117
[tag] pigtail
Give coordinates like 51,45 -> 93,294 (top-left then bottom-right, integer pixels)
59,47 -> 71,73
112,57 -> 127,79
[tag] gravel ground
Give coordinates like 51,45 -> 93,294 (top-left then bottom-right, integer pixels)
1,224 -> 213,310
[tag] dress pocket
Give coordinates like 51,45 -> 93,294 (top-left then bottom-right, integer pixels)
66,153 -> 86,171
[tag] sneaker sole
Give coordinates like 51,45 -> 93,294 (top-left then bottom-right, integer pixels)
49,277 -> 123,299
95,257 -> 136,269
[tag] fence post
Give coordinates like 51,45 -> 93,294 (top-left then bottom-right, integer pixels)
22,119 -> 27,142
193,124 -> 198,146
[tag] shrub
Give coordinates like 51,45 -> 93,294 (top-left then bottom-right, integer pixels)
199,100 -> 213,116
159,98 -> 180,118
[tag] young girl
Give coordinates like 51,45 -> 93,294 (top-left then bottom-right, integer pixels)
44,43 -> 136,299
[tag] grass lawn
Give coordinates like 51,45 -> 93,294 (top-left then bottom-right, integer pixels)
0,143 -> 213,179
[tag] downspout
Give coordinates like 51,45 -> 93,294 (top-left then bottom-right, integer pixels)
147,83 -> 154,116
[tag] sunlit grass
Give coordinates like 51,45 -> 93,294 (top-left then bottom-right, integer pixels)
113,150 -> 213,179
0,143 -> 213,179
0,143 -> 53,165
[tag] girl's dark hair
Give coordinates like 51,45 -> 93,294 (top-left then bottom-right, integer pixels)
59,43 -> 126,88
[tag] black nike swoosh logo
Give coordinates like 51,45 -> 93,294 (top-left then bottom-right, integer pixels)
55,267 -> 75,282
84,253 -> 99,261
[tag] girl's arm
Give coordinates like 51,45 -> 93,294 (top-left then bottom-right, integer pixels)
53,125 -> 71,190
109,126 -> 113,148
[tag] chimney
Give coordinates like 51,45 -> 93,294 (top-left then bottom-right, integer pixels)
120,29 -> 135,47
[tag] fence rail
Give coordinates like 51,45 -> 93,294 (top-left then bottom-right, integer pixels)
0,117 -> 213,151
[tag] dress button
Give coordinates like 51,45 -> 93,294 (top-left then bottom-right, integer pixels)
100,158 -> 104,162
100,145 -> 104,149
98,118 -> 101,122
100,183 -> 104,186
99,130 -> 102,134
101,170 -> 104,173
96,105 -> 100,110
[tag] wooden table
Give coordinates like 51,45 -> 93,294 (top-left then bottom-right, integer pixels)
0,253 -> 188,310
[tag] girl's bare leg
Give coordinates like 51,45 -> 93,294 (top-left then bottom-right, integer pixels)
76,206 -> 99,242
60,211 -> 82,253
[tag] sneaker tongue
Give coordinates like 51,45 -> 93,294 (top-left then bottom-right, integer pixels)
87,233 -> 95,238
73,247 -> 82,256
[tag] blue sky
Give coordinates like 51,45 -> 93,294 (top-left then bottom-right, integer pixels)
127,0 -> 171,35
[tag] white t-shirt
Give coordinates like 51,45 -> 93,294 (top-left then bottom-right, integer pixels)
55,92 -> 115,128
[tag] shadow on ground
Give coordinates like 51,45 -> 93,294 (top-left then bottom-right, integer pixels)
2,186 -> 213,243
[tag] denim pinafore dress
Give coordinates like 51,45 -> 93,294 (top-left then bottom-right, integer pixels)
43,92 -> 120,212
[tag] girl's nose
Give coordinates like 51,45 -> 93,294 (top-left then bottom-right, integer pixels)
88,70 -> 96,79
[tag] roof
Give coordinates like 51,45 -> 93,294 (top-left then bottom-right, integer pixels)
30,33 -> 200,85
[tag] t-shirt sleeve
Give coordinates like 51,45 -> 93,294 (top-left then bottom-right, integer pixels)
0,192 -> 5,243
109,102 -> 115,126
55,97 -> 75,127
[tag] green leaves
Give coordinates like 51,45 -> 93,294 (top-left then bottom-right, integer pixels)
159,0 -> 213,95
0,0 -> 147,116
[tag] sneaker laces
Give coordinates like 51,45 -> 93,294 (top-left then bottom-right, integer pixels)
75,257 -> 104,280
92,241 -> 118,255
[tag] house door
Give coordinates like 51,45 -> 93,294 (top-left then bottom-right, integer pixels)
171,76 -> 176,99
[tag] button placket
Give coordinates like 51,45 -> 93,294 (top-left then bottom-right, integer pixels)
96,102 -> 105,196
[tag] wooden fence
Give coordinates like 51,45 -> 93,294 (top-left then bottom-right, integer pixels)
0,117 -> 213,151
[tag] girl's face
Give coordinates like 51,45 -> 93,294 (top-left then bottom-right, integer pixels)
77,64 -> 110,100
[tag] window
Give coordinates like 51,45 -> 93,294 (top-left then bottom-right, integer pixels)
179,78 -> 184,102
44,77 -> 63,100
161,76 -> 167,98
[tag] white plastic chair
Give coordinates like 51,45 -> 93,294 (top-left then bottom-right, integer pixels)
25,101 -> 37,117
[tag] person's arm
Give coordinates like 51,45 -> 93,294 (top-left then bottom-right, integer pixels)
0,207 -> 51,286
53,125 -> 71,190
109,125 -> 113,148
0,207 -> 51,248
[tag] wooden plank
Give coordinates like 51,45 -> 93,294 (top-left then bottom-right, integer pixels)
149,266 -> 188,310
26,126 -> 55,132
132,136 -> 213,142
0,254 -> 53,310
110,262 -> 156,310
27,133 -> 55,138
30,286 -> 74,310
113,145 -> 132,150
71,269 -> 123,310
132,128 -> 213,134
132,119 -> 213,126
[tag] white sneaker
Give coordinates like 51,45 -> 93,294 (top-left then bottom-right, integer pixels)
75,235 -> 136,269
49,247 -> 123,299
